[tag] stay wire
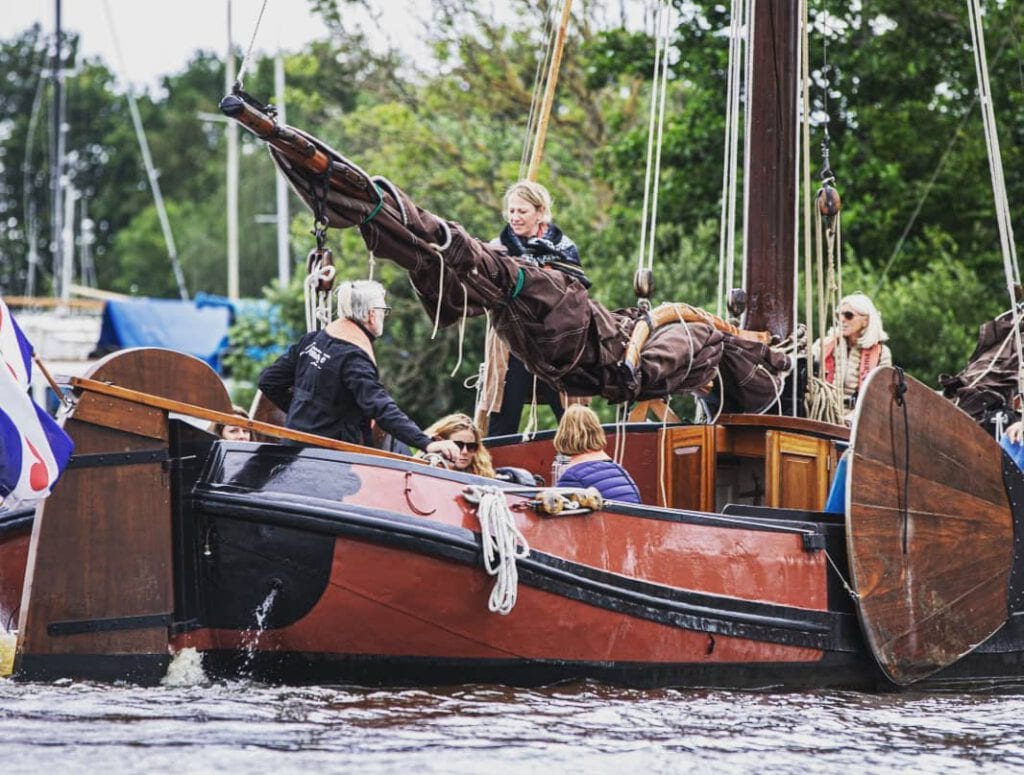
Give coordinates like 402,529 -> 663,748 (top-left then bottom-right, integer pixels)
234,0 -> 270,90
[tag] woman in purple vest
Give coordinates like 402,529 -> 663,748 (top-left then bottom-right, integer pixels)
552,405 -> 641,503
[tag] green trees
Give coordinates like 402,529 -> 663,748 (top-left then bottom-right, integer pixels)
1,0 -> 1021,422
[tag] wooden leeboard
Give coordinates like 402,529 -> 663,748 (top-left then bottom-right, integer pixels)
847,366 -> 1014,685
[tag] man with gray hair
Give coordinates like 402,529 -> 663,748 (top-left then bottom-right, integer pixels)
259,279 -> 459,461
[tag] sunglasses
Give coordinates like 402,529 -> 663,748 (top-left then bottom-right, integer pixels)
840,311 -> 860,320
373,306 -> 392,317
452,440 -> 479,452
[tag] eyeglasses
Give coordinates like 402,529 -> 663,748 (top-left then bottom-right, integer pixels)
373,306 -> 392,317
452,440 -> 479,452
840,311 -> 860,320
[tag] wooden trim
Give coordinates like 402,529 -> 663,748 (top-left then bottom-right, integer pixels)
719,413 -> 849,441
70,376 -> 416,463
3,296 -> 105,311
628,400 -> 681,424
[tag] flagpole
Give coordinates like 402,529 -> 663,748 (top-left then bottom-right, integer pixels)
33,353 -> 71,408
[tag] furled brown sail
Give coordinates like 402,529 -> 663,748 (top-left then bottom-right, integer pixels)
221,93 -> 790,411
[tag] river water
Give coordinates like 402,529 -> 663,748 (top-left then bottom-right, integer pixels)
3,666 -> 1023,774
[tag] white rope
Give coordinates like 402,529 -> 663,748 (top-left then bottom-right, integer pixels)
739,0 -> 756,295
645,5 -> 673,274
428,244 -> 446,339
449,283 -> 470,377
717,0 -> 747,316
521,377 -> 540,441
657,399 -> 669,507
519,4 -> 559,178
635,2 -> 674,277
967,0 -> 1024,397
474,487 -> 530,615
234,0 -> 270,89
613,401 -> 629,464
303,264 -> 335,332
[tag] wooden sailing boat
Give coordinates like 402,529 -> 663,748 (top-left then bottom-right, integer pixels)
3,0 -> 1022,690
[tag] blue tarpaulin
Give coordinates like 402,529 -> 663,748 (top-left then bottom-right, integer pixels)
97,298 -> 231,372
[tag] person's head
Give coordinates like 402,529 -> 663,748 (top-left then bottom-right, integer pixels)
553,405 -> 606,456
504,180 -> 553,239
838,292 -> 888,348
337,279 -> 390,337
424,413 -> 495,477
210,405 -> 251,442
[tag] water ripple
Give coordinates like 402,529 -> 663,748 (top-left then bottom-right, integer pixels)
2,679 -> 1024,773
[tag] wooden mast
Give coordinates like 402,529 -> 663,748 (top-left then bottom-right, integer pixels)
526,0 -> 573,181
477,0 -> 572,436
743,0 -> 800,338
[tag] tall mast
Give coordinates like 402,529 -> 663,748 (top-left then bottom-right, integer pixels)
51,0 -> 66,300
274,51 -> 290,286
743,0 -> 800,338
526,0 -> 572,181
225,0 -> 240,300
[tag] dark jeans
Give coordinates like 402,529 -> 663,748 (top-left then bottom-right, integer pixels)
487,355 -> 564,437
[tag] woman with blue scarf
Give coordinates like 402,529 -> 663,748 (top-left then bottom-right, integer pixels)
487,181 -> 589,437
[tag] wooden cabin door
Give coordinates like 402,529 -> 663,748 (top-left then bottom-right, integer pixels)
764,430 -> 835,510
662,426 -> 716,511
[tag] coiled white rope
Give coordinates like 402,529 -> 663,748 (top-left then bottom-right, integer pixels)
474,486 -> 530,615
303,264 -> 335,332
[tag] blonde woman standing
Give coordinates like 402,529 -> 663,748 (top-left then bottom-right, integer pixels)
488,180 -> 588,437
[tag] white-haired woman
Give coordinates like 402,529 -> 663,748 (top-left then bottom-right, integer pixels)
815,292 -> 893,420
259,279 -> 458,462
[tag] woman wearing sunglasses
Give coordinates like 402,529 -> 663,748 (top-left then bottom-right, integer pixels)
423,413 -> 496,477
815,292 -> 892,421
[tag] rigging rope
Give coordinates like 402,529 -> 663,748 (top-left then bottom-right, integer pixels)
717,0 -> 748,317
519,4 -> 558,179
102,0 -> 189,301
234,0 -> 270,90
966,0 -> 1024,402
636,1 -> 673,282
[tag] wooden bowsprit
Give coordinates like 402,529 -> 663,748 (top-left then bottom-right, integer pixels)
847,366 -> 1021,685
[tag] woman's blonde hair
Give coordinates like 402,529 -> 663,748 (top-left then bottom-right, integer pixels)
553,405 -> 606,456
841,292 -> 889,349
503,180 -> 553,222
423,413 -> 495,478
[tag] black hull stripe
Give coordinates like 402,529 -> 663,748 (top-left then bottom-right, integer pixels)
194,489 -> 863,652
0,507 -> 34,540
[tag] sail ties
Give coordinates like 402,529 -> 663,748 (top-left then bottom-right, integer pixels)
463,486 -> 530,615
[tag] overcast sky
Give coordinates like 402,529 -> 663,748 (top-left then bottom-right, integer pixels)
1,0 -> 430,92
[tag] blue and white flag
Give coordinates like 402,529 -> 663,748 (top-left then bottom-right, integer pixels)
0,298 -> 74,509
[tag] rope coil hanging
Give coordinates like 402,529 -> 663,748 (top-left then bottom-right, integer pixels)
465,486 -> 531,615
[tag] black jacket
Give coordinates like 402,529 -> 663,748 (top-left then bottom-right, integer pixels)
258,329 -> 432,450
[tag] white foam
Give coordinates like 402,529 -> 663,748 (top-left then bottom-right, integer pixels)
161,647 -> 208,687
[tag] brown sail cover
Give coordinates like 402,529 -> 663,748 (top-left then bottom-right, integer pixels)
242,107 -> 788,409
939,311 -> 1023,430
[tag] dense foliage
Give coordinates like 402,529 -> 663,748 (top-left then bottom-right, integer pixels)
1,0 -> 1021,425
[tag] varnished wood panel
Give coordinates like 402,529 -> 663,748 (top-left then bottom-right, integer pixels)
765,431 -> 832,510
848,366 -> 1013,684
17,349 -> 234,669
663,426 -> 716,511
